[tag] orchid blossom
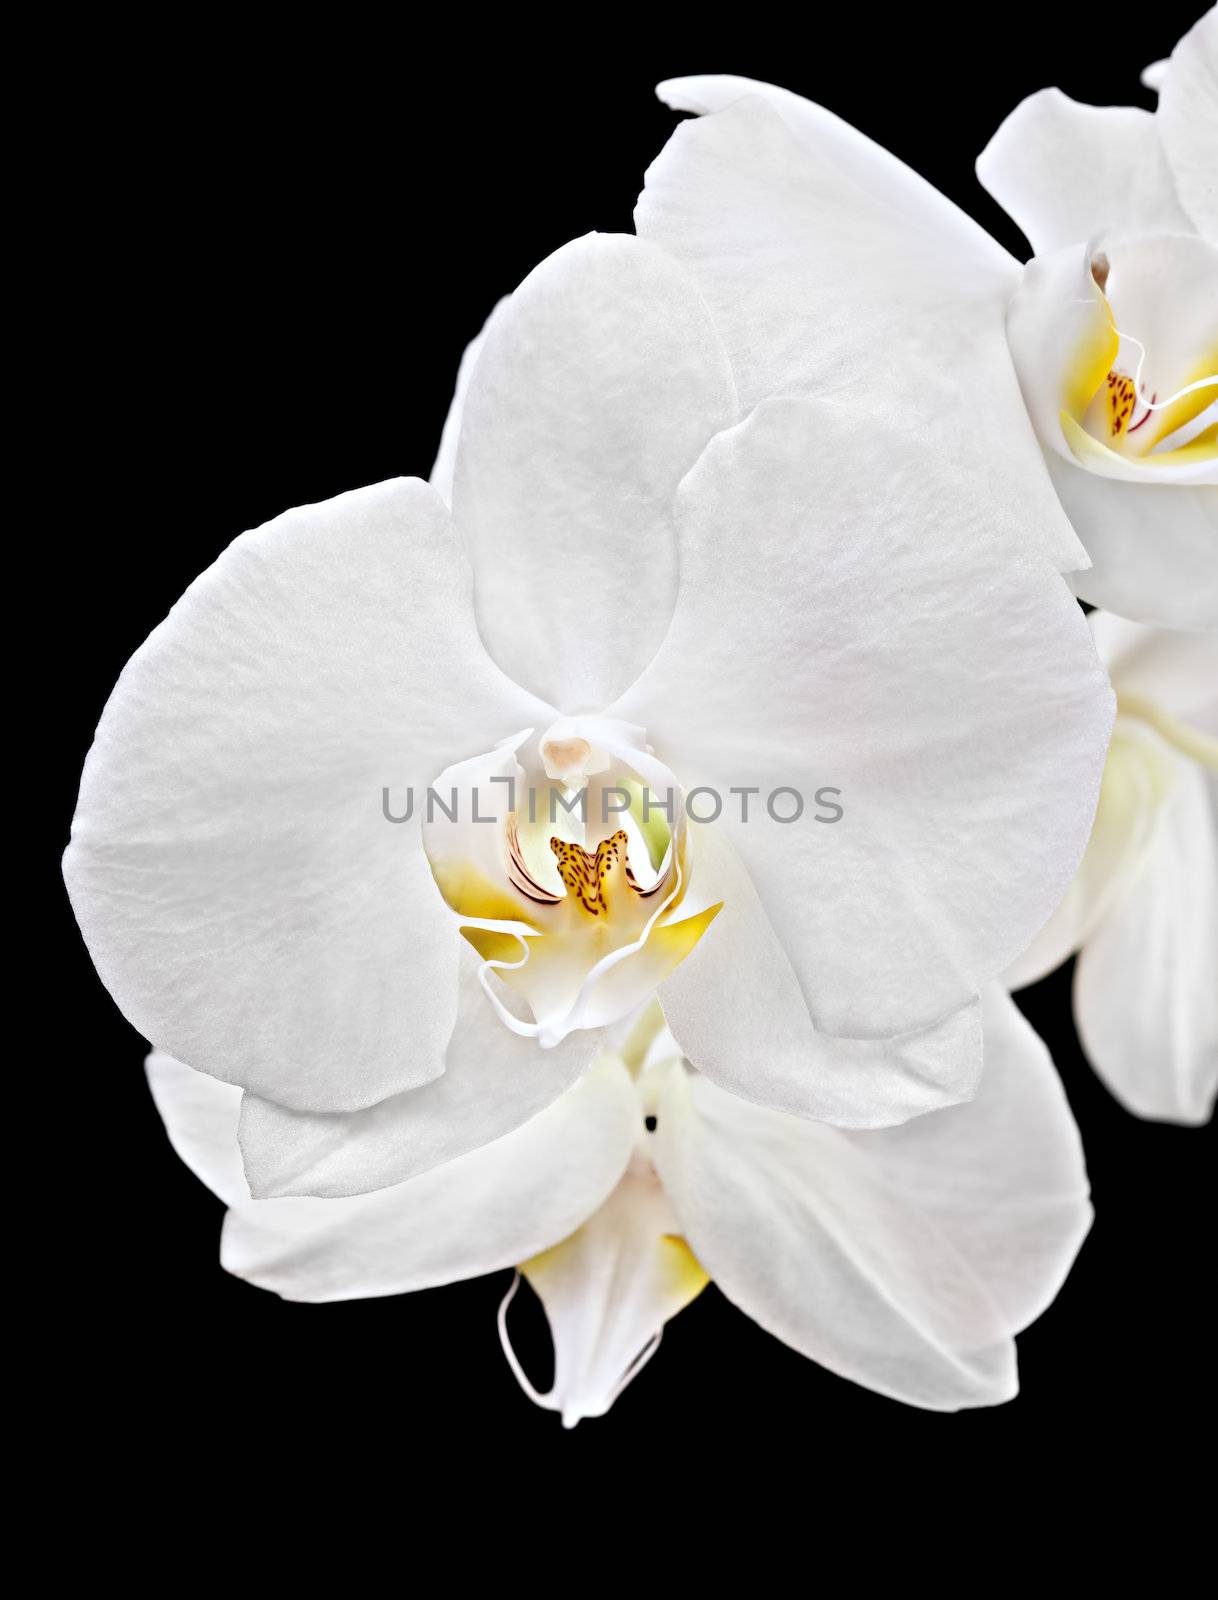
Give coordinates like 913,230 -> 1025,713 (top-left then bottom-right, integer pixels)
1009,615 -> 1218,1124
637,8 -> 1217,629
146,991 -> 1091,1419
65,233 -> 1113,1202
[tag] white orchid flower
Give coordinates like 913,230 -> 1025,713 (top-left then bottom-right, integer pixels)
1009,615 -> 1218,1124
146,990 -> 1091,1419
65,232 -> 1113,1200
638,7 -> 1218,630
977,9 -> 1218,628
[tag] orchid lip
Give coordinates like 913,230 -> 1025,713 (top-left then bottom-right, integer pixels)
1060,240 -> 1218,471
422,717 -> 722,1047
470,838 -> 689,1049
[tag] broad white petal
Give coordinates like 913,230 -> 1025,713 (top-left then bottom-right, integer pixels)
1053,459 -> 1218,629
653,985 -> 1089,1409
1075,757 -> 1218,1124
856,987 -> 1092,1332
651,1058 -> 1017,1411
612,398 -> 1114,1042
661,822 -> 984,1127
238,949 -> 601,1198
146,1050 -> 248,1206
1006,718 -> 1177,988
976,89 -> 1193,256
1158,10 -> 1218,241
1090,612 -> 1218,726
452,233 -> 737,713
638,92 -> 1087,572
429,299 -> 507,508
65,479 -> 550,1111
503,1154 -> 708,1427
222,1054 -> 639,1301
658,74 -> 1011,273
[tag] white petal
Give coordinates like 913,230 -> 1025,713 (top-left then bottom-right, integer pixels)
651,1062 -> 1012,1410
502,1155 -> 708,1427
146,1050 -> 249,1206
652,986 -> 1090,1410
65,479 -> 551,1111
657,74 -> 1011,274
1006,718 -> 1177,988
856,987 -> 1093,1332
660,821 -> 984,1127
976,89 -> 1193,256
1053,460 -> 1218,630
1158,9 -> 1218,241
238,949 -> 601,1198
611,398 -> 1114,1042
221,1054 -> 639,1301
451,233 -> 737,713
1075,757 -> 1218,1124
1089,611 -> 1218,725
638,91 -> 1087,573
429,299 -> 507,508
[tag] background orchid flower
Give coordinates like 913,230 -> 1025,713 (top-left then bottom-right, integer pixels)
65,231 -> 1113,1201
145,990 -> 1092,1419
976,7 -> 1218,630
1008,615 -> 1218,1124
637,8 -> 1217,629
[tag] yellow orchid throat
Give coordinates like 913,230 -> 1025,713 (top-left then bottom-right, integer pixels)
455,810 -> 721,1045
421,721 -> 723,1047
1060,266 -> 1217,470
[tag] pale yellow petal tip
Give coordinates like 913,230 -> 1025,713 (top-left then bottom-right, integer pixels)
1115,694 -> 1218,772
521,1229 -> 709,1310
651,899 -> 723,968
459,924 -> 529,963
660,1233 -> 712,1307
519,1239 -> 569,1281
1060,408 -> 1113,468
619,996 -> 669,1076
1156,425 -> 1217,466
1061,408 -> 1217,473
432,860 -> 539,926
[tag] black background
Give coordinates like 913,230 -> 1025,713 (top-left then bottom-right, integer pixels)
51,10 -> 1212,1489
